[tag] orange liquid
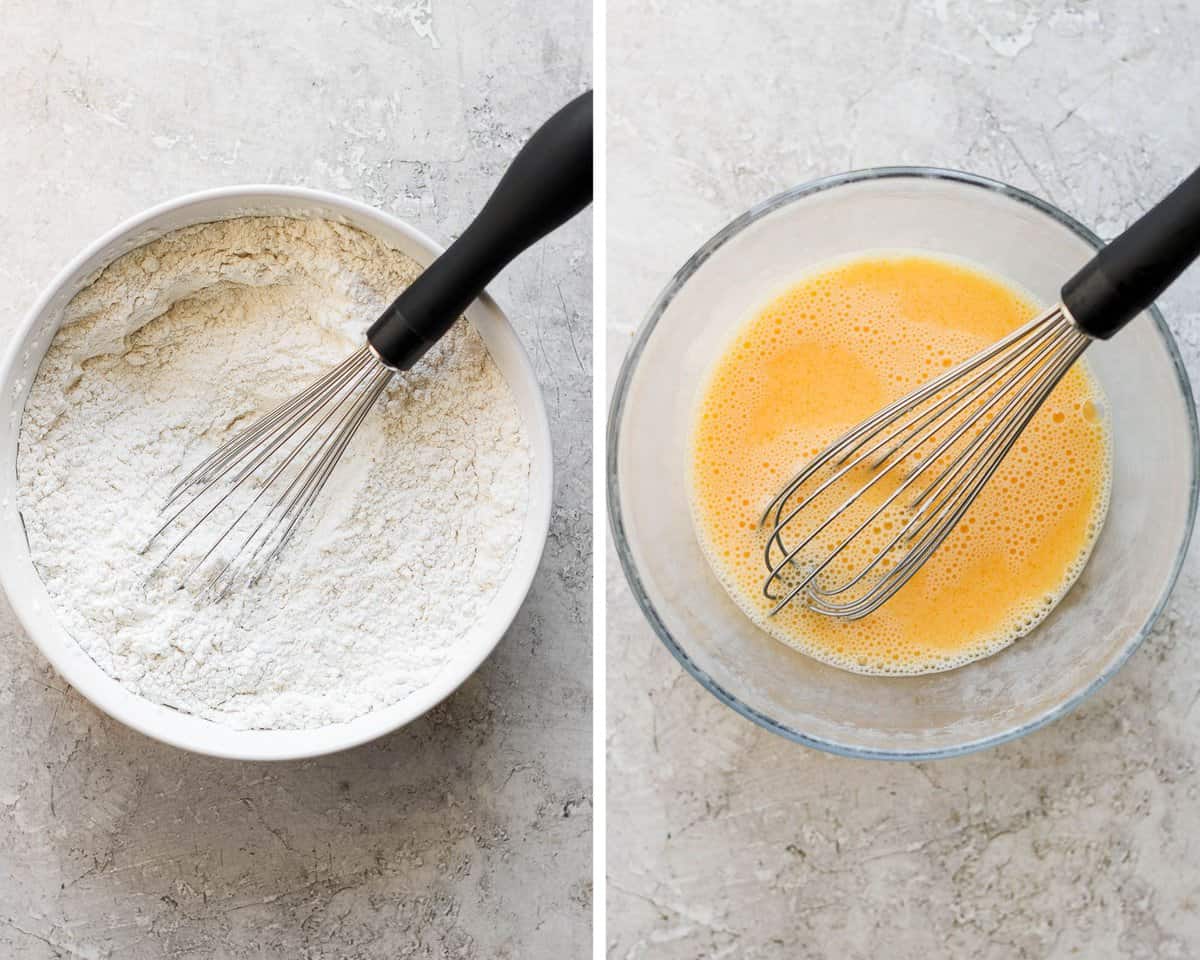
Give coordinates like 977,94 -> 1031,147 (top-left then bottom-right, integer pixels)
689,255 -> 1112,675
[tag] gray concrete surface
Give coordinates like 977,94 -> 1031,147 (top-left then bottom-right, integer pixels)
1,1 -> 591,957
607,1 -> 1200,957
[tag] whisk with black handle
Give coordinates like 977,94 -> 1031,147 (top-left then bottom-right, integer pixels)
763,164 -> 1200,620
145,90 -> 592,596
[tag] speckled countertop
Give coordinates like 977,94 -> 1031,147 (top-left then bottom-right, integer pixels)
608,1 -> 1200,957
0,1 -> 591,957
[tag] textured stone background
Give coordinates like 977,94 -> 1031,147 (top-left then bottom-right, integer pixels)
0,1 -> 591,957
608,1 -> 1200,957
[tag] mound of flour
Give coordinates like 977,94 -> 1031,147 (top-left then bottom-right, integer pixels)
17,217 -> 530,730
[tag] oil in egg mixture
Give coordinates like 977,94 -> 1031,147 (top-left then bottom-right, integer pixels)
688,254 -> 1112,675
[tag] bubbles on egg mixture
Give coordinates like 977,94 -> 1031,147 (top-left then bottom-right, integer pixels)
688,255 -> 1113,676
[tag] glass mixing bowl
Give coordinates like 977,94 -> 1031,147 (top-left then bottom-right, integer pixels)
608,167 -> 1198,759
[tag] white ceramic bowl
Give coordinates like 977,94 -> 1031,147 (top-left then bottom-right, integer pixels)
0,186 -> 553,760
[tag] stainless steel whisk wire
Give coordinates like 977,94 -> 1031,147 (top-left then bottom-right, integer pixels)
139,91 -> 593,597
143,346 -> 395,597
759,161 -> 1200,620
761,306 -> 1089,619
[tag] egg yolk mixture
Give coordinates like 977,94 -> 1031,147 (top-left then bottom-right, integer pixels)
688,255 -> 1112,675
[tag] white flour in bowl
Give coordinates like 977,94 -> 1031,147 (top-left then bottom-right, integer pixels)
16,216 -> 531,730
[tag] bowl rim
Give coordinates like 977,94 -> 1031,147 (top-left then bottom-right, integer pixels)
607,165 -> 1200,761
0,184 -> 554,760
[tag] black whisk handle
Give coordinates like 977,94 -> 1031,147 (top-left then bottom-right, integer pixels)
1062,164 -> 1200,339
368,90 -> 593,369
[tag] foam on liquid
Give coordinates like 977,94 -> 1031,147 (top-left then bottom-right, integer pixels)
688,255 -> 1112,675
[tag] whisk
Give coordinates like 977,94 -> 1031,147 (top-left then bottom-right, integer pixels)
144,90 -> 592,596
763,164 -> 1200,620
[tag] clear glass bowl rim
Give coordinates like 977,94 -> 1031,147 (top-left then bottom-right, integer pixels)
607,165 -> 1200,760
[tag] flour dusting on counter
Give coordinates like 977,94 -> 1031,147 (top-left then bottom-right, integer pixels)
16,217 -> 530,730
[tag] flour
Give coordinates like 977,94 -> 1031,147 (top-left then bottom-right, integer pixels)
16,216 -> 531,730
